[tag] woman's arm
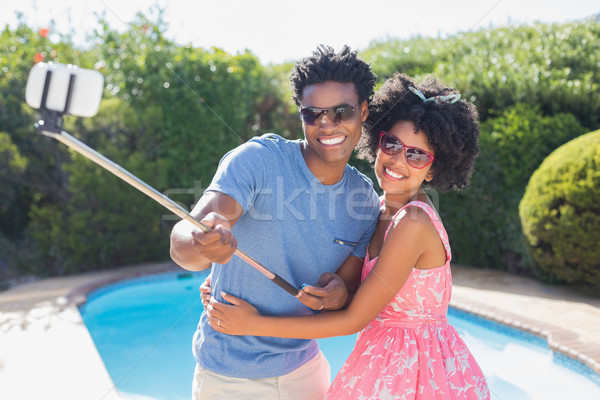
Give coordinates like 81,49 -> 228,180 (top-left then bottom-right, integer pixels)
209,208 -> 436,338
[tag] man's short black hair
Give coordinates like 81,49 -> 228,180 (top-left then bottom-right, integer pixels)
290,45 -> 377,106
357,73 -> 480,192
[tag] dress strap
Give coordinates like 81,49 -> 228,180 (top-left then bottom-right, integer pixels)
384,201 -> 452,263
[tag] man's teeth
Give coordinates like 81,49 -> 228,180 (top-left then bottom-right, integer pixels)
386,168 -> 405,179
319,136 -> 345,145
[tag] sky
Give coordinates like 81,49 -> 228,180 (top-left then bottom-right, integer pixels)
1,0 -> 599,65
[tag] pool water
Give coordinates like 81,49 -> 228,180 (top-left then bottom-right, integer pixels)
80,271 -> 600,400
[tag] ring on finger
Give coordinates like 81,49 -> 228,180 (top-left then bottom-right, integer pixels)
217,319 -> 221,327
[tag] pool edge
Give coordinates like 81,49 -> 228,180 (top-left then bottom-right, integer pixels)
66,262 -> 181,307
450,296 -> 600,378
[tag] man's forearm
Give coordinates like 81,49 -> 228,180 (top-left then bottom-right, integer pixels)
333,255 -> 364,309
170,222 -> 212,271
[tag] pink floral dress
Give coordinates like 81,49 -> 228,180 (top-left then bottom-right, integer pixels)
326,201 -> 490,400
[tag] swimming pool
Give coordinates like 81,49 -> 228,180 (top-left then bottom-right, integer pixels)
80,270 -> 600,400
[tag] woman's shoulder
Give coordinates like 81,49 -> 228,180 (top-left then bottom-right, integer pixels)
394,196 -> 438,222
400,205 -> 433,227
386,199 -> 442,243
383,204 -> 448,268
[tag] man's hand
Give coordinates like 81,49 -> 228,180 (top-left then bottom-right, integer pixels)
296,273 -> 349,311
170,191 -> 242,271
191,212 -> 237,264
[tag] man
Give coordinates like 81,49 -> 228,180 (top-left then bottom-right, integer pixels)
170,45 -> 379,399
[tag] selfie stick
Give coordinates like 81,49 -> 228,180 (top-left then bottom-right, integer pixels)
28,64 -> 300,297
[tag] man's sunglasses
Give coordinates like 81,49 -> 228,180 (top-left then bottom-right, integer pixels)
299,103 -> 360,125
378,131 -> 435,169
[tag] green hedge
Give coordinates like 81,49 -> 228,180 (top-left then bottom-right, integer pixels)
2,15 -> 600,279
519,130 -> 600,289
2,15 -> 293,276
363,20 -> 600,129
437,104 -> 585,271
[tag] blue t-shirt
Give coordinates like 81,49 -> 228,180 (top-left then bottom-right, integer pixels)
193,134 -> 379,378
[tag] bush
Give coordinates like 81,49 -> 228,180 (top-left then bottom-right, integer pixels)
3,15 -> 600,280
363,20 -> 600,129
437,104 -> 585,271
18,14 -> 295,275
27,144 -> 171,275
0,21 -> 88,241
519,130 -> 600,289
0,132 -> 27,212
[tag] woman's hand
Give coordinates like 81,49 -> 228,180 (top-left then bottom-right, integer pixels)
206,292 -> 260,336
199,274 -> 212,308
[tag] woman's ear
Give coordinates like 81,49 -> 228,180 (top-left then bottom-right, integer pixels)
425,171 -> 434,182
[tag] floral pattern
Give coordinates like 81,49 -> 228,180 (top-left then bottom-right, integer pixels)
326,201 -> 490,400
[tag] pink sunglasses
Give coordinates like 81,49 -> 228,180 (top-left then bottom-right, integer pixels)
378,131 -> 435,169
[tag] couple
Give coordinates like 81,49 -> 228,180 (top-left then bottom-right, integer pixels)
170,45 -> 490,399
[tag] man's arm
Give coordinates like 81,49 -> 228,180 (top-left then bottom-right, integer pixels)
335,255 -> 364,297
297,255 -> 363,310
170,191 -> 244,271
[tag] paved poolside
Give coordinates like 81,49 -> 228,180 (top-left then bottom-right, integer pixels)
0,261 -> 599,399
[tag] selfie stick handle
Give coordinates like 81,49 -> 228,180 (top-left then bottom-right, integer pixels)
35,125 -> 300,297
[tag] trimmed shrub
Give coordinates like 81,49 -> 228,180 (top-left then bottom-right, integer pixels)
519,130 -> 600,289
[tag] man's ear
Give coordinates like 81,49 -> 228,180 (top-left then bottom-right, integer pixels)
360,99 -> 369,122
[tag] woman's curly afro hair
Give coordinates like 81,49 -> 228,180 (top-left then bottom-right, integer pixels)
357,73 -> 480,192
290,45 -> 377,106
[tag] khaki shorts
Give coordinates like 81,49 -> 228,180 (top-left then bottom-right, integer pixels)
192,351 -> 330,400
